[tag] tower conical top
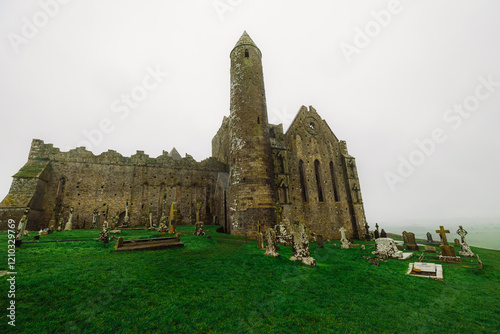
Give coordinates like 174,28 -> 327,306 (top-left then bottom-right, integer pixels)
231,31 -> 260,55
234,31 -> 256,48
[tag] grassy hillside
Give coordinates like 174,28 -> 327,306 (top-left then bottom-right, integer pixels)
1,226 -> 499,333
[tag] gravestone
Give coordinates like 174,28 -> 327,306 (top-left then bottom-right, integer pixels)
15,208 -> 30,247
406,232 -> 419,251
364,220 -> 372,241
339,227 -> 349,249
454,238 -> 460,247
289,221 -> 316,266
91,209 -> 98,229
374,223 -> 380,239
122,201 -> 130,228
424,246 -> 437,253
372,238 -> 413,260
194,221 -> 205,236
57,216 -> 64,232
257,232 -> 264,249
380,229 -> 387,238
402,231 -> 409,245
275,219 -> 293,247
169,202 -> 178,234
436,226 -> 459,262
317,235 -> 324,248
64,207 -> 74,231
264,228 -> 279,257
98,222 -> 109,244
158,214 -> 168,233
407,262 -> 443,281
457,226 -> 474,257
426,232 -> 433,243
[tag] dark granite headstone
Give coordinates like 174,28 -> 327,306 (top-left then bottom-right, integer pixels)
426,232 -> 433,243
380,229 -> 387,238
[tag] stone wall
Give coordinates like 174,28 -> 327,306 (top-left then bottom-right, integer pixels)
0,139 -> 228,230
282,106 -> 367,240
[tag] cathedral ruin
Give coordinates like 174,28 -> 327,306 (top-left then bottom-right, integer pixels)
0,32 -> 369,241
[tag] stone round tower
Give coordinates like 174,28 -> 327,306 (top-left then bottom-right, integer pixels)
227,31 -> 277,236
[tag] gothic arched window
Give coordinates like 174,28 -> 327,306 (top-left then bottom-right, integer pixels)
314,160 -> 324,202
330,161 -> 340,202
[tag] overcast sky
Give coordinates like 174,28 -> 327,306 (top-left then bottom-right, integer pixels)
1,0 -> 499,229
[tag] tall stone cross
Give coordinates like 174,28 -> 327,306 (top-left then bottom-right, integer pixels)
456,225 -> 468,244
435,226 -> 450,246
339,227 -> 347,240
375,223 -> 379,232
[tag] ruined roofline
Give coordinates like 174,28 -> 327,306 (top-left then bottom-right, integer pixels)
26,139 -> 227,172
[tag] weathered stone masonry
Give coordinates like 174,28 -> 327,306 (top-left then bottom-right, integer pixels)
1,31 -> 368,240
0,139 -> 227,231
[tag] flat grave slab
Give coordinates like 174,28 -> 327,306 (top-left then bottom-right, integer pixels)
407,262 -> 443,281
400,252 -> 414,260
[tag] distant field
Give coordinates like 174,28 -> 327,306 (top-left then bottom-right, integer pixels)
1,225 -> 499,333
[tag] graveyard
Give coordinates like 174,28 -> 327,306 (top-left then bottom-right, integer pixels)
1,225 -> 499,333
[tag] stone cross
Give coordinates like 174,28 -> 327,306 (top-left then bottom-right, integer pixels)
375,223 -> 379,232
196,201 -> 202,222
339,227 -> 349,249
16,208 -> 30,242
339,227 -> 347,240
435,226 -> 451,246
456,225 -> 468,244
64,207 -> 74,231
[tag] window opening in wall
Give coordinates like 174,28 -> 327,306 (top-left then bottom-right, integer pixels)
330,161 -> 340,202
299,160 -> 308,202
245,49 -> 249,57
314,160 -> 324,202
277,155 -> 285,174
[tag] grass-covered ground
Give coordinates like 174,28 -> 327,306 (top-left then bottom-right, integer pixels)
1,225 -> 499,333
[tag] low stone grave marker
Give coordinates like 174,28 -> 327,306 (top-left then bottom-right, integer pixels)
424,246 -> 437,253
115,236 -> 184,252
372,238 -> 413,260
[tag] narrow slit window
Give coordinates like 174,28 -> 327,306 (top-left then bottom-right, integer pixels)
330,161 -> 340,202
299,160 -> 308,202
257,117 -> 260,124
245,49 -> 249,57
314,160 -> 324,202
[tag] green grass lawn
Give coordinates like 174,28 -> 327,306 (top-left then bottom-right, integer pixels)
1,225 -> 499,333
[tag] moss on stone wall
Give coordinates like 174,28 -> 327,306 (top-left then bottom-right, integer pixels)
13,162 -> 48,178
